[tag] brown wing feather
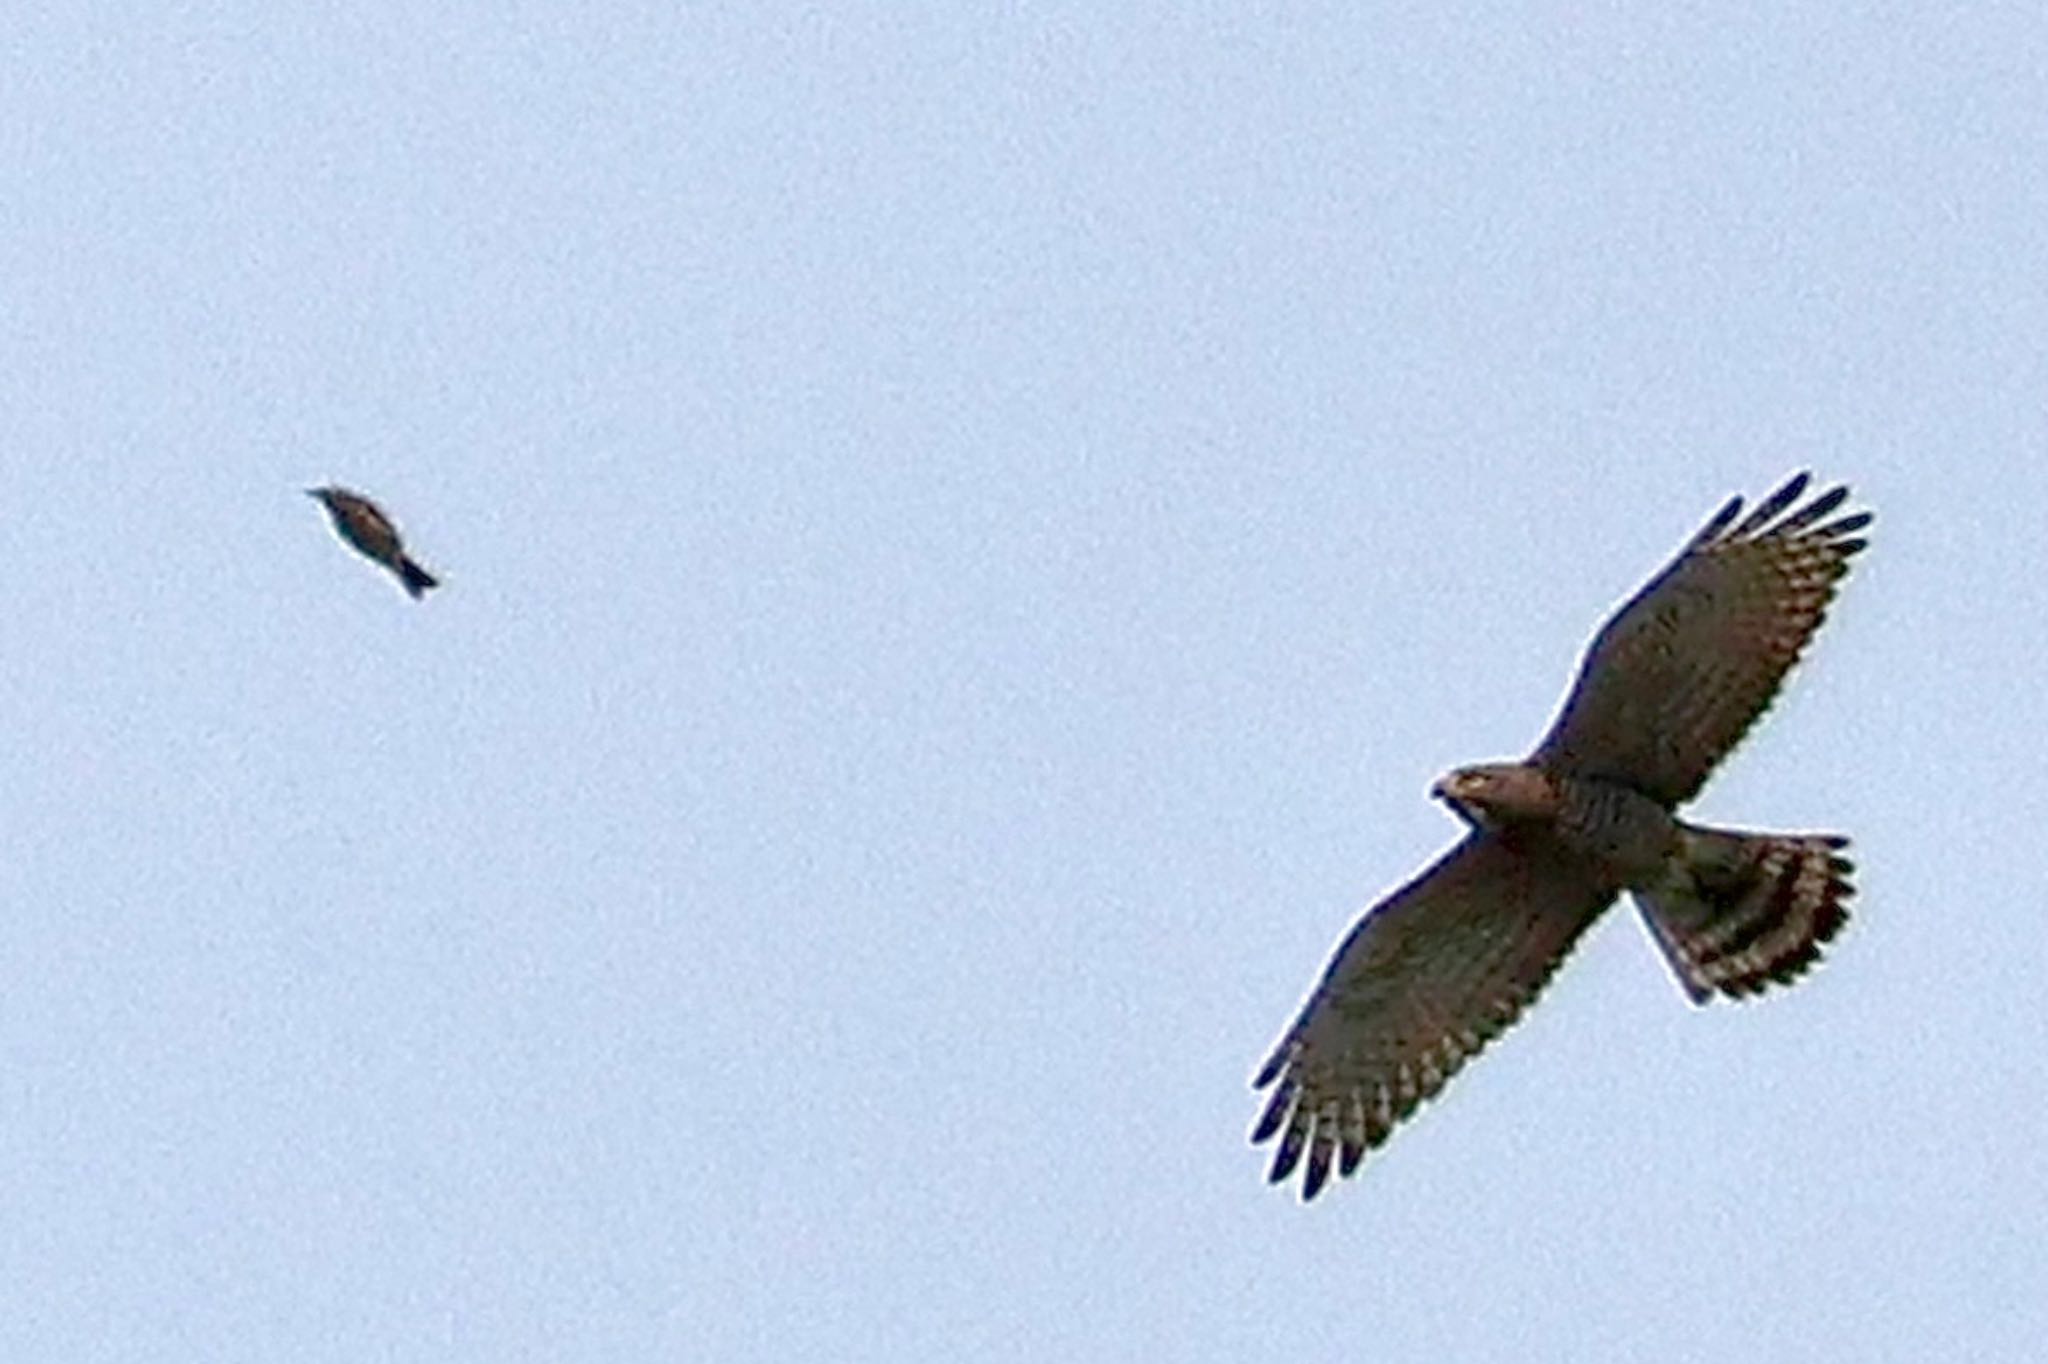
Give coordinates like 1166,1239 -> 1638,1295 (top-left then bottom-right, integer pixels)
1532,472 -> 1870,806
1251,834 -> 1616,1199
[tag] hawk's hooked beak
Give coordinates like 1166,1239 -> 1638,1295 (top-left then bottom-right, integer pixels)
1432,770 -> 1490,831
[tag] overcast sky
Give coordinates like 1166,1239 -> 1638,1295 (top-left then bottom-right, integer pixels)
1,5 -> 2041,1361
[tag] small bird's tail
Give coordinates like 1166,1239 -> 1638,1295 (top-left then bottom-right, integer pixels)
1635,826 -> 1854,1004
399,557 -> 439,599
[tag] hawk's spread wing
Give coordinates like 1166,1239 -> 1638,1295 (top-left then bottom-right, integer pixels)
1251,834 -> 1616,1199
1532,473 -> 1870,806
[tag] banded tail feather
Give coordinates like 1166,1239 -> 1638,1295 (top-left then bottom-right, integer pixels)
1637,828 -> 1854,1004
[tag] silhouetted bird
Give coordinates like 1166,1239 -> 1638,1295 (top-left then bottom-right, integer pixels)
307,486 -> 440,599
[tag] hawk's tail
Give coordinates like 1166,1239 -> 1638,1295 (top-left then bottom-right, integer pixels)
1635,827 -> 1854,1005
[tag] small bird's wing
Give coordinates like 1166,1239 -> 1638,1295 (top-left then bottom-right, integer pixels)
1531,473 -> 1870,806
1251,834 -> 1616,1199
343,493 -> 401,542
330,492 -> 405,564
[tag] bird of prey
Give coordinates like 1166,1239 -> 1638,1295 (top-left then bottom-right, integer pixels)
307,486 -> 440,599
1252,472 -> 1869,1200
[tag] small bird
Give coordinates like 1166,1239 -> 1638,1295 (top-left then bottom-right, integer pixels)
306,486 -> 440,599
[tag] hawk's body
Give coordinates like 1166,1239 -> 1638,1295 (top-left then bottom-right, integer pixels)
1253,473 -> 1868,1200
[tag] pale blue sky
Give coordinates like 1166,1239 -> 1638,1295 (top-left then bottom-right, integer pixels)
1,5 -> 2040,1361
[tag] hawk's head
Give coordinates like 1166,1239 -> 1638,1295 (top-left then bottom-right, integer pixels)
1431,763 -> 1559,830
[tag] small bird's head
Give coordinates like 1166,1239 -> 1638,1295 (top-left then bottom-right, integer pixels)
1431,763 -> 1558,830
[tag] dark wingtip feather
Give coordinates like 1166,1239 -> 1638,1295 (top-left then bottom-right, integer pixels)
1691,493 -> 1745,547
1731,472 -> 1810,537
1303,1138 -> 1333,1201
1267,1123 -> 1307,1184
1249,1079 -> 1295,1144
1774,484 -> 1848,533
1251,1045 -> 1287,1090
